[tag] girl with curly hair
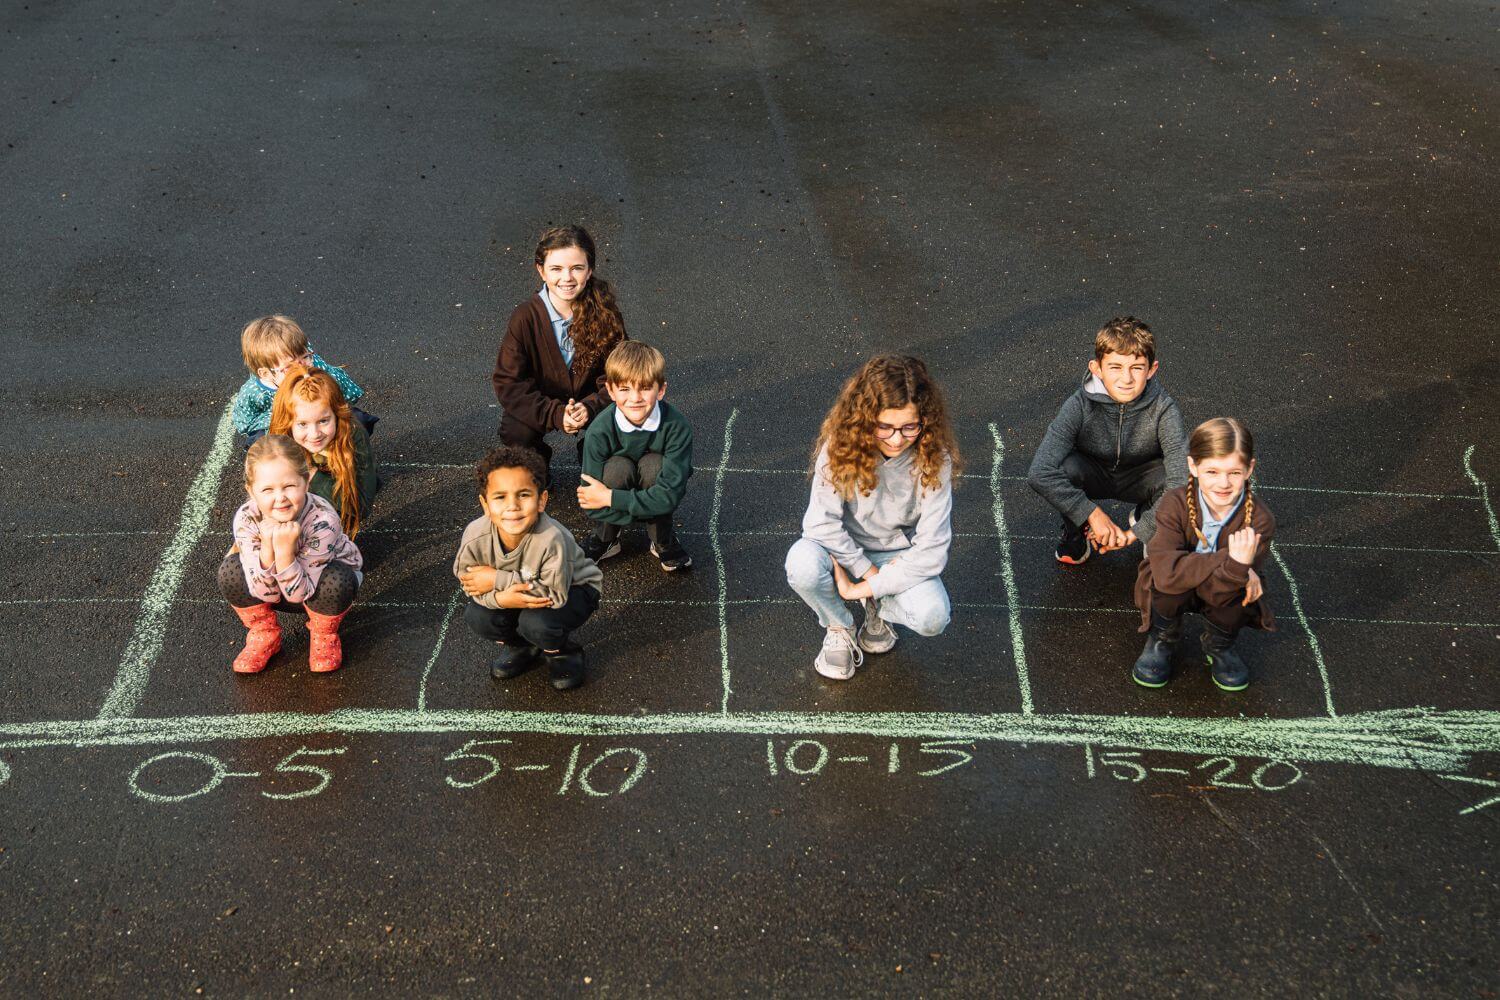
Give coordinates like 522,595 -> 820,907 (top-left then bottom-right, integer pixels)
784,355 -> 962,680
491,225 -> 628,472
270,366 -> 380,539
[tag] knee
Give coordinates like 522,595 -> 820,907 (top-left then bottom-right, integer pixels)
601,455 -> 637,489
784,539 -> 831,590
217,553 -> 249,602
636,451 -> 664,486
308,562 -> 359,613
517,613 -> 565,649
907,600 -> 951,637
1060,452 -> 1091,487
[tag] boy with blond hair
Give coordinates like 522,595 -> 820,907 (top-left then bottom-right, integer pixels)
231,314 -> 372,444
576,341 -> 694,572
1028,317 -> 1188,563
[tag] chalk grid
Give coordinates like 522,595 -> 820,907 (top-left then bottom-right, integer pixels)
2,406 -> 1499,776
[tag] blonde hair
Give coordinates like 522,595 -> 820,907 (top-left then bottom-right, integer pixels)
1185,417 -> 1256,549
812,355 -> 962,501
244,434 -> 311,487
241,315 -> 309,373
604,341 -> 666,387
269,366 -> 363,537
1094,316 -> 1156,365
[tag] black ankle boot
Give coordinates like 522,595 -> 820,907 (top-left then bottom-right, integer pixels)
1132,611 -> 1182,688
490,642 -> 541,680
1202,621 -> 1250,691
546,644 -> 586,690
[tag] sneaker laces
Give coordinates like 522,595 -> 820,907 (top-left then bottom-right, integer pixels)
823,625 -> 864,668
862,599 -> 892,636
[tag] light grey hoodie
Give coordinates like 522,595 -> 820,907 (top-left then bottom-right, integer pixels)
799,445 -> 952,599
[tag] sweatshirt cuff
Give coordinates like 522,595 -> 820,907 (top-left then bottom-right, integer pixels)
843,554 -> 875,580
867,568 -> 905,599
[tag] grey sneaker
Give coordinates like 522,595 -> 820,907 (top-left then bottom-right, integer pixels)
857,598 -> 897,654
814,626 -> 863,680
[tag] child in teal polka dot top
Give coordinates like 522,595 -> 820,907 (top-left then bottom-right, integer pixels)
231,314 -> 375,445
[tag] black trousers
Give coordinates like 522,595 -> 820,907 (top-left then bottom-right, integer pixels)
592,453 -> 677,547
217,552 -> 360,614
1059,452 -> 1166,533
498,412 -> 586,478
1150,588 -> 1254,637
463,585 -> 600,651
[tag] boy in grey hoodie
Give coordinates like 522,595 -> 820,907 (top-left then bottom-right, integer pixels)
1027,317 -> 1188,564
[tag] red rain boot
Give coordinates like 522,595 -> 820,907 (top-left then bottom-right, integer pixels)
304,607 -> 349,673
231,603 -> 282,674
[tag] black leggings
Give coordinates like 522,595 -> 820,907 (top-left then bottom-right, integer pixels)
464,585 -> 600,651
218,552 -> 360,615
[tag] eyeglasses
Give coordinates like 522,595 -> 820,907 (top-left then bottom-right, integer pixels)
874,421 -> 923,440
269,353 -> 313,377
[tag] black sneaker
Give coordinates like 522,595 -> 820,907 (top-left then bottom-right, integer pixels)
490,642 -> 541,680
1055,523 -> 1091,565
650,540 -> 693,572
1131,612 -> 1182,688
546,645 -> 587,690
1202,623 -> 1250,691
580,534 -> 621,563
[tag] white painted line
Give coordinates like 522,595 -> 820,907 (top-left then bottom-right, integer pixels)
1253,484 -> 1479,501
989,424 -> 1032,714
0,706 -> 1493,773
417,590 -> 465,712
98,402 -> 238,720
1463,444 -> 1500,552
1270,543 -> 1337,718
711,410 -> 740,715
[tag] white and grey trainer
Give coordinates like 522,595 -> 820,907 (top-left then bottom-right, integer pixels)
857,598 -> 897,654
814,625 -> 863,681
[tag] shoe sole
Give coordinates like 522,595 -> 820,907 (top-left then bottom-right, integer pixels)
595,543 -> 622,561
1132,672 -> 1169,689
814,653 -> 857,680
1054,542 -> 1092,565
651,546 -> 692,572
857,629 -> 897,654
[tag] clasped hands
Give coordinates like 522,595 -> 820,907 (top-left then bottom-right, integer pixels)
458,565 -> 551,609
560,398 -> 589,435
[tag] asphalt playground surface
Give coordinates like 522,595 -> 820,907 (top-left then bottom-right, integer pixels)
2,0 -> 1499,995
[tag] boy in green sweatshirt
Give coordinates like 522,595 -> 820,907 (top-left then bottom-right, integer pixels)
576,341 -> 694,571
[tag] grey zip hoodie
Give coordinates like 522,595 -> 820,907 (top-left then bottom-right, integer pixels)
1026,372 -> 1188,544
800,445 -> 952,599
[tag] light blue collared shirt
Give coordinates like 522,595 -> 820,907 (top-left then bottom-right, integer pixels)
539,288 -> 574,366
1195,489 -> 1245,554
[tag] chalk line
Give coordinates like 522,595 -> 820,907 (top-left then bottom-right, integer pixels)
1270,543 -> 1337,718
1463,445 -> 1500,553
989,424 -> 1032,714
417,591 -> 464,712
1,706 -> 1495,772
98,402 -> 237,720
712,410 -> 740,715
1436,773 -> 1500,816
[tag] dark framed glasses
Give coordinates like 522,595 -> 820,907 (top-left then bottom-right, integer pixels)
874,421 -> 923,440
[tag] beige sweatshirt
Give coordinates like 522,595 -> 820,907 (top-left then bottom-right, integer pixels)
452,512 -> 603,610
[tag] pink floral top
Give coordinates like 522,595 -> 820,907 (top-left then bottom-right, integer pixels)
233,493 -> 363,604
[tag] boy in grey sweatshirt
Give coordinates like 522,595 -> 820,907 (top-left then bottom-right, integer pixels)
1027,317 -> 1188,564
455,446 -> 603,690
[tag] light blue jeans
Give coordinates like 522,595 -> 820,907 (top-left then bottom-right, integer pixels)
784,538 -> 951,635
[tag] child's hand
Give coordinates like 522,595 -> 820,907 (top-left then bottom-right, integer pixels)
458,565 -> 499,598
1086,508 -> 1126,552
495,581 -> 553,609
576,474 -> 612,510
1242,568 -> 1264,606
267,520 -> 301,556
1227,527 -> 1261,566
561,398 -> 588,435
1120,529 -> 1139,548
832,561 -> 873,601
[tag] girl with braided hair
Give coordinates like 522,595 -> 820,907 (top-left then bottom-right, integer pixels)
1131,417 -> 1276,690
491,225 -> 628,474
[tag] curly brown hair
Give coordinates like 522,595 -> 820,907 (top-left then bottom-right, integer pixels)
811,355 -> 962,501
534,225 -> 626,377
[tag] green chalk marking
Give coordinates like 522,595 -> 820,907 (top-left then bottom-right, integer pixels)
99,402 -> 237,720
1,707 -> 1495,773
1463,444 -> 1500,553
417,591 -> 465,712
989,424 -> 1032,714
712,409 -> 741,715
1270,543 -> 1337,718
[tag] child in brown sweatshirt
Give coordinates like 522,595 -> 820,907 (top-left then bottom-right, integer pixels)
1132,417 -> 1276,691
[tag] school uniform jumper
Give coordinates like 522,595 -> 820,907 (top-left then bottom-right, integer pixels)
491,290 -> 622,469
785,446 -> 953,636
453,511 -> 604,651
218,493 -> 364,614
1133,486 -> 1277,635
580,401 -> 693,548
1027,373 -> 1188,544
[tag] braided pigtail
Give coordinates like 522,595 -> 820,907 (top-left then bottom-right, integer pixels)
1186,476 -> 1209,550
1243,485 -> 1255,537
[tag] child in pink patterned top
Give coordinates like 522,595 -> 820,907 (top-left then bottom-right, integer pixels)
217,434 -> 363,674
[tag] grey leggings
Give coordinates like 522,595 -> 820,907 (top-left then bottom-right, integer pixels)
217,552 -> 359,615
